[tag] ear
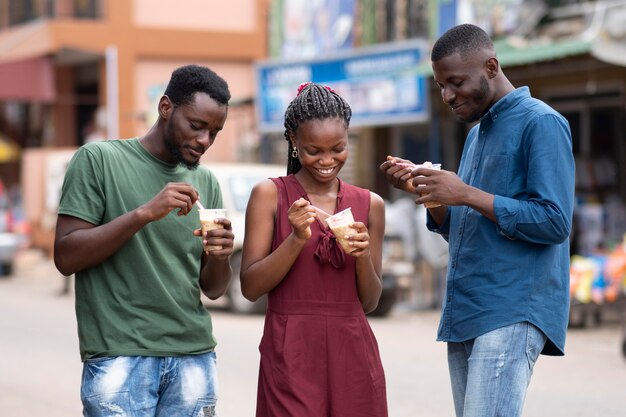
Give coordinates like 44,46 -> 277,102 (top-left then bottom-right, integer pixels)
158,95 -> 174,120
485,57 -> 500,79
288,132 -> 297,149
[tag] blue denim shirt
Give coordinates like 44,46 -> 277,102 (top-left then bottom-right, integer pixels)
427,87 -> 575,355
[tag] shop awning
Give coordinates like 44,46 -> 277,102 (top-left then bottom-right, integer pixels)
0,20 -> 100,103
0,55 -> 56,102
415,37 -> 593,77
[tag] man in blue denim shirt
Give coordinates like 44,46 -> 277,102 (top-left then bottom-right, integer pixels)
380,24 -> 574,417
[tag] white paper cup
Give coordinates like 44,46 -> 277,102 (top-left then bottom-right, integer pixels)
417,162 -> 442,208
199,208 -> 227,253
326,207 -> 358,253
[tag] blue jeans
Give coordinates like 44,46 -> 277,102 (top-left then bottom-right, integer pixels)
81,352 -> 218,417
447,322 -> 547,417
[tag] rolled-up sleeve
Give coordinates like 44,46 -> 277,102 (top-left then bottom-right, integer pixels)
426,208 -> 451,241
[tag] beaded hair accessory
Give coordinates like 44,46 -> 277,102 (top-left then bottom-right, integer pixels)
297,81 -> 336,96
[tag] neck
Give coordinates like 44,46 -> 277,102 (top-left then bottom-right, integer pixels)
492,75 -> 515,103
139,122 -> 171,163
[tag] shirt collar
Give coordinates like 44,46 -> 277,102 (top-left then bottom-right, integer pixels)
486,86 -> 530,122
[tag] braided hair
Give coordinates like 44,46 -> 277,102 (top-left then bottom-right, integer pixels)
284,82 -> 352,174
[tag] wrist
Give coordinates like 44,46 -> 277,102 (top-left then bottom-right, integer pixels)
289,232 -> 308,246
134,205 -> 154,225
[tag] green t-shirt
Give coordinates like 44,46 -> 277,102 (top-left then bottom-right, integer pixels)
58,138 -> 223,361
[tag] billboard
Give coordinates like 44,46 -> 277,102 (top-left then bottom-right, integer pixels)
279,0 -> 355,59
256,40 -> 430,133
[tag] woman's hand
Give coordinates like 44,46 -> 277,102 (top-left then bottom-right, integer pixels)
288,198 -> 317,241
345,222 -> 371,258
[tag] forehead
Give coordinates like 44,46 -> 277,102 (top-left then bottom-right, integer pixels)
295,118 -> 347,143
180,92 -> 227,123
432,50 -> 486,83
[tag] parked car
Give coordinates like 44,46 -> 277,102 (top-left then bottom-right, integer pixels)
204,162 -> 413,316
205,162 -> 285,314
0,179 -> 20,276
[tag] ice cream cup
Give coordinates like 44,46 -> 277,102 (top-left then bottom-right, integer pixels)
326,207 -> 358,254
417,162 -> 443,208
198,208 -> 227,253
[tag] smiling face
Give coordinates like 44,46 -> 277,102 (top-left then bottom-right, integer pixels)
162,92 -> 228,169
432,51 -> 494,123
290,118 -> 348,184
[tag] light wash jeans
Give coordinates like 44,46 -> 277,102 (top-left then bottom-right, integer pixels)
81,352 -> 218,417
447,322 -> 547,417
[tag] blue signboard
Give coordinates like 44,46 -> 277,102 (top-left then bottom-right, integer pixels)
256,40 -> 430,133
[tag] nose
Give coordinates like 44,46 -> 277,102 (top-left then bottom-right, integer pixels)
320,152 -> 335,165
196,131 -> 211,149
442,87 -> 455,105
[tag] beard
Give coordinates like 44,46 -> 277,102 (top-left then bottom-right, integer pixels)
164,122 -> 199,170
460,76 -> 490,123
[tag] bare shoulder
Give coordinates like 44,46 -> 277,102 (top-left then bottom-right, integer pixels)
248,178 -> 279,213
250,178 -> 278,198
369,191 -> 385,211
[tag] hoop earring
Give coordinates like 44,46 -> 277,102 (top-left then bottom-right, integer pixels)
291,148 -> 298,158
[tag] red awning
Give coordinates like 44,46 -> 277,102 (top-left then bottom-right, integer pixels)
0,55 -> 55,102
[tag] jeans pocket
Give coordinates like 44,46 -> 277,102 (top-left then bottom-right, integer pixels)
525,323 -> 547,369
82,391 -> 131,417
192,399 -> 216,417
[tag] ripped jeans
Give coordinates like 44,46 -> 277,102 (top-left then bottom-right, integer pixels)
447,322 -> 547,417
81,352 -> 218,417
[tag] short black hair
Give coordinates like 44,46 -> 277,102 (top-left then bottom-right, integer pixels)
284,83 -> 352,174
431,24 -> 494,62
164,64 -> 231,106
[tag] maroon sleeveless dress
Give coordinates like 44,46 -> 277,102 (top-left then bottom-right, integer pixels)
255,174 -> 388,417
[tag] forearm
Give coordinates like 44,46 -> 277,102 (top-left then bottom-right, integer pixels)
199,256 -> 232,300
462,185 -> 496,222
241,233 -> 306,301
355,255 -> 383,314
427,205 -> 449,227
54,208 -> 150,276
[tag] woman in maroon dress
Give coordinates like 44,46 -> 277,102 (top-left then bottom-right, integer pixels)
241,82 -> 388,417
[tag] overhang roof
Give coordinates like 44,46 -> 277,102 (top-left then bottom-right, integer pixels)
0,55 -> 55,102
415,36 -> 593,77
0,21 -> 102,102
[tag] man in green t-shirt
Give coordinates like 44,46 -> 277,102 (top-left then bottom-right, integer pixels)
54,64 -> 234,417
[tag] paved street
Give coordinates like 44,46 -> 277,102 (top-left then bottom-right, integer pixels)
1,249 -> 625,416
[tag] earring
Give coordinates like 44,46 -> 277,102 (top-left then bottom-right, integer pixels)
291,148 -> 298,158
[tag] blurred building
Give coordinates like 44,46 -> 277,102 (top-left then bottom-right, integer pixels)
0,0 -> 268,253
1,0 -> 626,258
257,0 -> 626,254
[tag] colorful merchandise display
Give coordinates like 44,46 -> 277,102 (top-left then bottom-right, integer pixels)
570,235 -> 626,305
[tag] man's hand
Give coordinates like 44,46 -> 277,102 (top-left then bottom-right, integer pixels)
379,155 -> 418,194
411,167 -> 467,207
139,182 -> 199,221
193,218 -> 234,260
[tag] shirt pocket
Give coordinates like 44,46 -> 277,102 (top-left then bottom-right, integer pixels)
478,154 -> 510,194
